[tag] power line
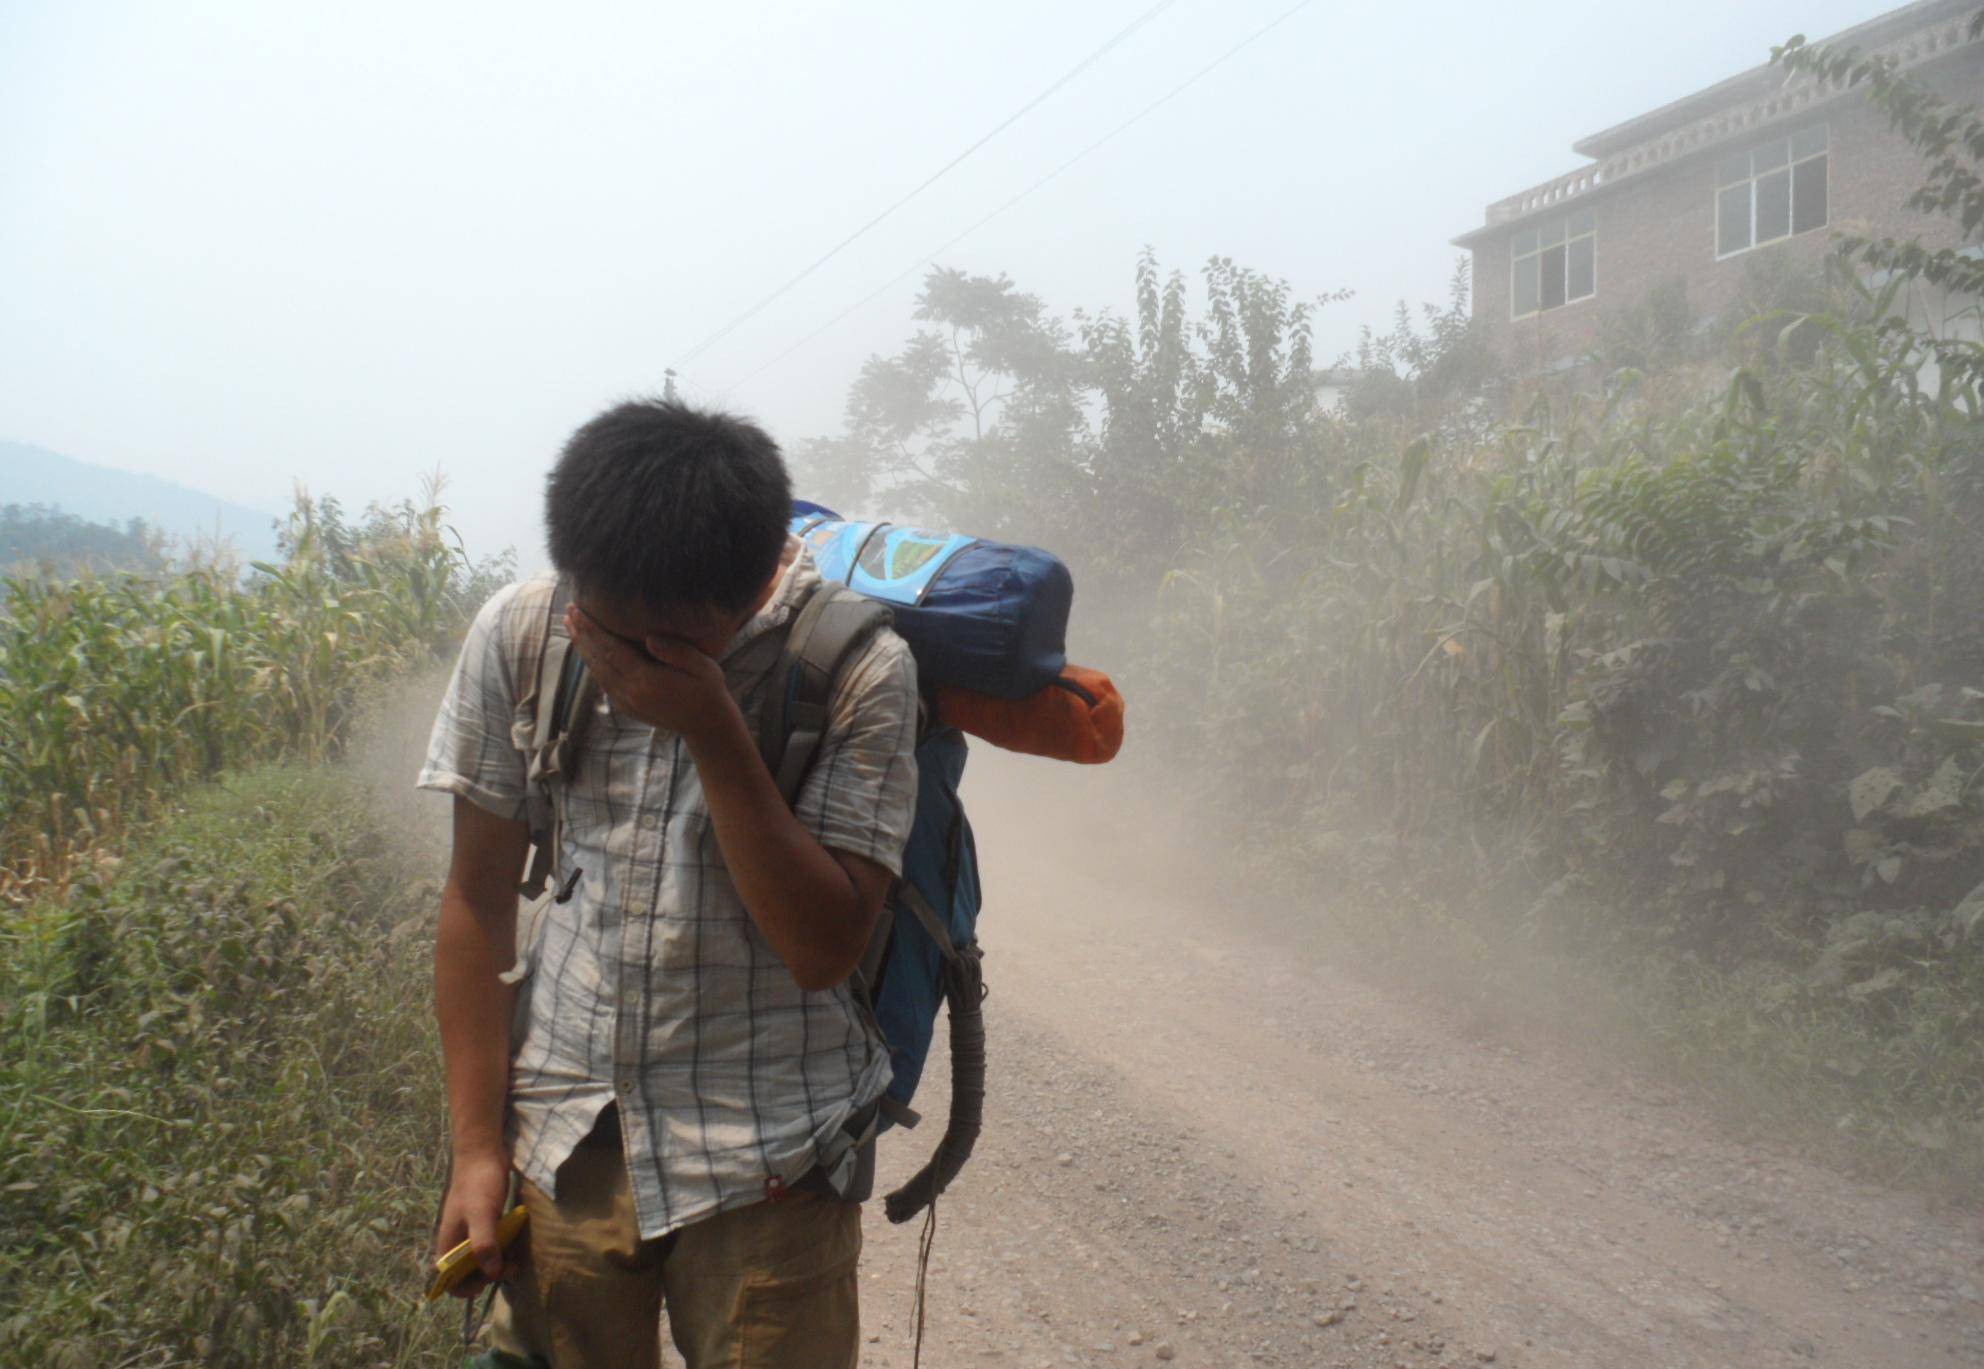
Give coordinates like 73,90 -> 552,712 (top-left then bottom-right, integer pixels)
666,0 -> 1179,375
719,0 -> 1320,397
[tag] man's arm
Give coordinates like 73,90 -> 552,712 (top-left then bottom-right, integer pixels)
685,700 -> 894,991
566,607 -> 893,991
432,795 -> 530,1286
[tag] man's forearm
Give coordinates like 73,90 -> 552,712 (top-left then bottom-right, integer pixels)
560,601 -> 884,991
686,701 -> 873,990
434,888 -> 518,1158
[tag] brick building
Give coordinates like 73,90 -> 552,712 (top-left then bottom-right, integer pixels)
1452,0 -> 1983,372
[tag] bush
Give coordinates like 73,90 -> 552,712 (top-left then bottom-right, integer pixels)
0,766 -> 454,1367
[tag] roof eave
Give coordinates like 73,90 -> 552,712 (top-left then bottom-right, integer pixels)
1450,176 -> 1623,250
1571,66 -> 1781,159
1571,0 -> 1976,159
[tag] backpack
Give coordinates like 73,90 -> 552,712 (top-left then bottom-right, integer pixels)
516,573 -> 994,1226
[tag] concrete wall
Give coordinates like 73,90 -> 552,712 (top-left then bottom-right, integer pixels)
1466,48 -> 1982,372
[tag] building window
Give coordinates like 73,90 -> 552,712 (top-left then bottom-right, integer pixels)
1716,124 -> 1828,258
1512,208 -> 1596,320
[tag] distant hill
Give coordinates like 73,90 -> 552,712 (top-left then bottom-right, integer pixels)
0,440 -> 280,563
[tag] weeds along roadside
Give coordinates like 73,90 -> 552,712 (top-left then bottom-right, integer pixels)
0,490 -> 504,1364
0,765 -> 458,1367
1105,285 -> 1984,1194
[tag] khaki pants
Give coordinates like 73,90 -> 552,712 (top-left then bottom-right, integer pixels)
495,1107 -> 863,1369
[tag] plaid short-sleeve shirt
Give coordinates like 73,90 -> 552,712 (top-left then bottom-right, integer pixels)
418,543 -> 919,1239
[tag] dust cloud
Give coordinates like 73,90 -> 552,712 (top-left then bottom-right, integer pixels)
347,666 -> 458,868
339,638 -> 1984,1368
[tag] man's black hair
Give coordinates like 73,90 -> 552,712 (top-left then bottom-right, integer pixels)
545,399 -> 793,615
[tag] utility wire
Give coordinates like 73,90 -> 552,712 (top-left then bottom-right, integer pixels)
666,0 -> 1178,374
719,0 -> 1319,397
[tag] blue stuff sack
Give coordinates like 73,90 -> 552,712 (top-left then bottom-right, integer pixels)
791,503 -> 1072,700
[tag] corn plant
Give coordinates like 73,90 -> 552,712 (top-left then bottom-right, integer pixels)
0,489 -> 507,901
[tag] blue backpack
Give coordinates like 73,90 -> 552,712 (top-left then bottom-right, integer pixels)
518,505 -> 1073,1225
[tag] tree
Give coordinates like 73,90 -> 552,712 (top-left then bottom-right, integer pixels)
0,504 -> 166,582
1774,11 -> 1984,398
797,252 -> 1386,584
792,269 -> 1081,522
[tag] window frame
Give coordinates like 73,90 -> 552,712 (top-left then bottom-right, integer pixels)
1714,122 -> 1829,262
1510,207 -> 1598,322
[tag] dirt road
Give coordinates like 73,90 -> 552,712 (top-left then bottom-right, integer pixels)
370,696 -> 1982,1368
853,753 -> 1984,1369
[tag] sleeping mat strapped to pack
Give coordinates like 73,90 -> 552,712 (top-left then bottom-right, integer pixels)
791,503 -> 1072,700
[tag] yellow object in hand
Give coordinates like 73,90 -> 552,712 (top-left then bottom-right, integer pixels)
426,1205 -> 528,1302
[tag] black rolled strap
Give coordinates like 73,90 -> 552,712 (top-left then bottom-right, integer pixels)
882,947 -> 986,1224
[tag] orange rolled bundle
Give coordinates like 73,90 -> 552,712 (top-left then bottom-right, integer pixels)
935,665 -> 1124,764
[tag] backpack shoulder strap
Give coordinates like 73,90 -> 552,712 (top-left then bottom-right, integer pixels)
526,580 -> 575,765
760,584 -> 892,808
519,576 -> 598,899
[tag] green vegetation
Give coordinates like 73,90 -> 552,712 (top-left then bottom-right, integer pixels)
0,766 -> 453,1366
0,490 -> 502,1361
797,45 -> 1984,1182
0,491 -> 509,901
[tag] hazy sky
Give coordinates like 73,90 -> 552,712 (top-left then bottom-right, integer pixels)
2,0 -> 1885,566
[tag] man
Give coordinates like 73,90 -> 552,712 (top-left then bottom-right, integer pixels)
420,400 -> 919,1368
